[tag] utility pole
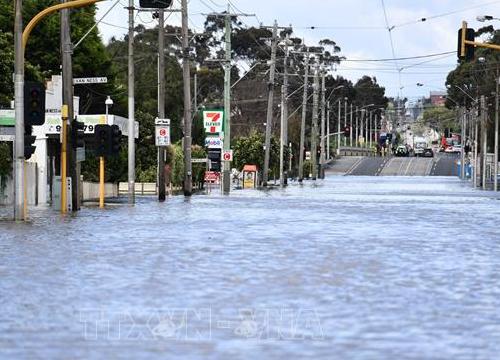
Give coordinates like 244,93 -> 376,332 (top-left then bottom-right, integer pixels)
319,67 -> 326,179
343,99 -> 347,147
310,62 -> 320,180
495,69 -> 499,191
205,8 -> 253,192
158,9 -> 166,202
181,0 -> 192,196
474,103 -> 479,188
350,103 -> 353,147
61,0 -> 78,211
365,111 -> 369,149
222,5 -> 232,193
355,107 -> 359,147
262,20 -> 278,187
128,0 -> 135,204
298,53 -> 309,183
14,0 -> 24,221
337,98 -> 341,155
460,107 -> 466,180
279,34 -> 290,187
481,95 -> 488,190
326,101 -> 330,159
369,110 -> 373,150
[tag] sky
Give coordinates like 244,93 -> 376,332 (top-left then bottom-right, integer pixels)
95,0 -> 500,101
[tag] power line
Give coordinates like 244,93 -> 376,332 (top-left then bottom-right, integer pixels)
380,0 -> 402,94
392,0 -> 500,29
342,51 -> 456,62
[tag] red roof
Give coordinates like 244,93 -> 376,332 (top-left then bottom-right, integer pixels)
243,164 -> 258,172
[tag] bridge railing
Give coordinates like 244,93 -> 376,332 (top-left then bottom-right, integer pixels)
338,147 -> 376,157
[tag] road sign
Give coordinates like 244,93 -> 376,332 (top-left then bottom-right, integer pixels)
203,110 -> 223,134
155,118 -> 171,146
204,171 -> 220,183
222,150 -> 233,162
192,158 -> 208,163
205,136 -> 223,149
73,77 -> 108,85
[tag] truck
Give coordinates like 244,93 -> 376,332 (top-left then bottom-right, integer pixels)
413,137 -> 428,156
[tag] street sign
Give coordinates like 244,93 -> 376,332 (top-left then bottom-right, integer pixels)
0,135 -> 14,142
203,110 -> 223,134
222,150 -> 233,162
155,118 -> 171,146
192,158 -> 208,163
205,136 -> 223,149
73,77 -> 108,85
204,171 -> 220,183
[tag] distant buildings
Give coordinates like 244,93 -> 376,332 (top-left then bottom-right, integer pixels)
429,91 -> 447,107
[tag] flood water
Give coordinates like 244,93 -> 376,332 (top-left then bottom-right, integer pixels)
1,175 -> 500,359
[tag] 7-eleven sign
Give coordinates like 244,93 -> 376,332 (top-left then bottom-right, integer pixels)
203,110 -> 224,134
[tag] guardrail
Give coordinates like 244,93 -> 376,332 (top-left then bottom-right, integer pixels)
338,147 -> 376,157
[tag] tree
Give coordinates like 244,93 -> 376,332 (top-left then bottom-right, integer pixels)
421,107 -> 458,133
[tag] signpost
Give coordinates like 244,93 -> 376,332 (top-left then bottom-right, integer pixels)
155,118 -> 171,147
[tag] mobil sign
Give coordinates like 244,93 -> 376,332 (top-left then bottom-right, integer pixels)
203,110 -> 224,134
205,136 -> 223,149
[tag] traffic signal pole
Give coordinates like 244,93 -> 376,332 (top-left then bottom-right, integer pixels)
13,0 -> 102,221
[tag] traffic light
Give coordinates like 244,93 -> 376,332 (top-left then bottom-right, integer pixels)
24,125 -> 36,160
208,149 -> 222,172
72,118 -> 85,149
139,0 -> 172,8
343,126 -> 350,138
111,124 -> 122,155
458,26 -> 475,62
24,81 -> 45,126
94,124 -> 112,157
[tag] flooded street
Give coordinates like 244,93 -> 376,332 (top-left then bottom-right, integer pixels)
1,175 -> 500,359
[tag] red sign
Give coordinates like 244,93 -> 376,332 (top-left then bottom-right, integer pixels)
204,171 -> 220,183
159,128 -> 167,136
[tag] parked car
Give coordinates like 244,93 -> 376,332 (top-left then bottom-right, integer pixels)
395,145 -> 410,157
422,148 -> 434,158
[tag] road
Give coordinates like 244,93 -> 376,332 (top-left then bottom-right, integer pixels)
1,175 -> 500,359
343,153 -> 459,176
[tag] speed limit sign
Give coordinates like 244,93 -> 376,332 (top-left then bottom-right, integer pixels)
222,150 -> 233,161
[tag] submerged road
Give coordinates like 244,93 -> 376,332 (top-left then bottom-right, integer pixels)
1,176 -> 500,359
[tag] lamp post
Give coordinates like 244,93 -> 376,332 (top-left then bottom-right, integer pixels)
101,96 -> 113,209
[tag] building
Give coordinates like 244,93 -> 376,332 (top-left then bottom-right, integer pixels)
430,91 -> 447,107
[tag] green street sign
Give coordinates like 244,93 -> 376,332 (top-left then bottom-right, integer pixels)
0,110 -> 15,126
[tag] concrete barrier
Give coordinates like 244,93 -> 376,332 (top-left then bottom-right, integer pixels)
82,182 -> 118,201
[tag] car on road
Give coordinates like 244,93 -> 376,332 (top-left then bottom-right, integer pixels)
422,148 -> 434,158
395,145 -> 410,157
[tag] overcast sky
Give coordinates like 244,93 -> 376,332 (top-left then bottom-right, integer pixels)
96,0 -> 500,101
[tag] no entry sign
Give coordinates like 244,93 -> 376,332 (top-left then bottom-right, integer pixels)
155,118 -> 171,146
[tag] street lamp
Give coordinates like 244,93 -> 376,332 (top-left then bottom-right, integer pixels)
105,96 -> 113,123
477,15 -> 500,22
